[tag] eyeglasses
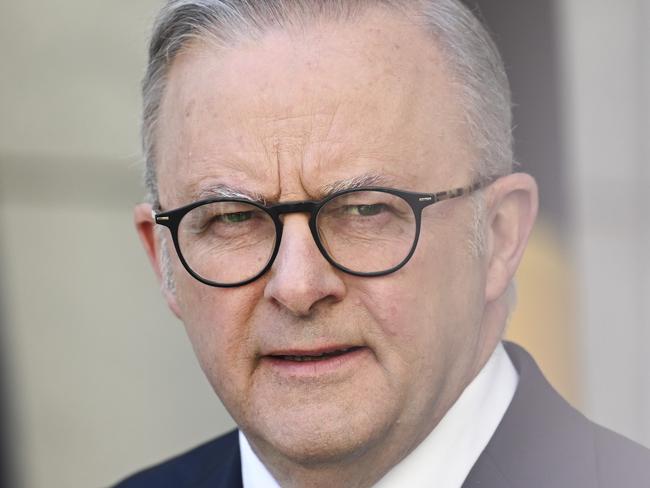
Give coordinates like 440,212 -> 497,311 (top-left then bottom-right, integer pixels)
152,182 -> 485,287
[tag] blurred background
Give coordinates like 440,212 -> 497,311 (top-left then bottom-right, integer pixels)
0,0 -> 648,486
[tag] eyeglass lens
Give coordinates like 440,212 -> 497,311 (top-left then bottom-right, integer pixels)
176,190 -> 417,285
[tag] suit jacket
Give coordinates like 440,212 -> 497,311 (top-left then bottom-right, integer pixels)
115,342 -> 650,487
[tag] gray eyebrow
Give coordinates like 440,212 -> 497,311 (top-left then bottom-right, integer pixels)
319,173 -> 398,196
195,184 -> 267,204
192,173 -> 397,205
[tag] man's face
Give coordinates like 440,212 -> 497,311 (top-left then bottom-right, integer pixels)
154,8 -> 490,468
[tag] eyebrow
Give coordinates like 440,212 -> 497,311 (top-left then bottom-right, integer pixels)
190,172 -> 399,205
194,184 -> 267,204
319,173 -> 400,196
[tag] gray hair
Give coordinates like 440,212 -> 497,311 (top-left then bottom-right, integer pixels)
142,0 -> 513,205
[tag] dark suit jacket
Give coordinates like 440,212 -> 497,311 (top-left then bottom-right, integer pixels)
115,342 -> 650,487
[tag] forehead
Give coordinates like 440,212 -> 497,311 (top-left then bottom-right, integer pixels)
156,7 -> 474,205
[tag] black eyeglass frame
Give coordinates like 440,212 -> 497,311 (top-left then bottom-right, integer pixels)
152,181 -> 486,288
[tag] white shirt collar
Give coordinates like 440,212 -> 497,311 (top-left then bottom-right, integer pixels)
239,429 -> 279,488
240,342 -> 518,488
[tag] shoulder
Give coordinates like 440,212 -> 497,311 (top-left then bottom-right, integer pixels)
113,429 -> 241,488
592,421 -> 650,486
465,342 -> 650,487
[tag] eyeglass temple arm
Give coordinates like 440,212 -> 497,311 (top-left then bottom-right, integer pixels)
430,180 -> 484,203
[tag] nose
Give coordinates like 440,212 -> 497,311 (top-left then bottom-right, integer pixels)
264,214 -> 346,317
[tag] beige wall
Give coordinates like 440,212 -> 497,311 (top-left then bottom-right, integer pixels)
0,159 -> 236,488
0,2 -> 235,486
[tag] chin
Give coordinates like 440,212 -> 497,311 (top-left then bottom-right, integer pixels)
244,396 -> 394,467
257,425 -> 380,467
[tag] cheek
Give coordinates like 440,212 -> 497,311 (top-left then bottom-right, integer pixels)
352,269 -> 436,367
417,213 -> 484,304
174,275 -> 262,386
350,270 -> 462,425
354,231 -> 483,355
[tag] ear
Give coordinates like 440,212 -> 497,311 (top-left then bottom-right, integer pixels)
484,173 -> 539,304
134,203 -> 182,319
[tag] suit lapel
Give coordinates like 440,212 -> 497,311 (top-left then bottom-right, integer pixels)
463,342 -> 598,487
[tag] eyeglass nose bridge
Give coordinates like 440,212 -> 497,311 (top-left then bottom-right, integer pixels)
266,200 -> 337,270
269,200 -> 320,217
268,200 -> 323,239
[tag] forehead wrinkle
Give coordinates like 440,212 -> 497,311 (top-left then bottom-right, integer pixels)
162,10 -> 467,210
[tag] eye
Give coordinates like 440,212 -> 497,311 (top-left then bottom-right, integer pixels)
183,202 -> 265,236
345,204 -> 387,217
217,211 -> 253,223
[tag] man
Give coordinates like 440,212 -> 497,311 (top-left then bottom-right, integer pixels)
118,0 -> 650,486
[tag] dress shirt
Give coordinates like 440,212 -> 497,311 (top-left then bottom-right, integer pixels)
240,341 -> 518,488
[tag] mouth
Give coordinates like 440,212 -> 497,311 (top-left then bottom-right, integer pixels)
261,345 -> 369,377
269,346 -> 364,362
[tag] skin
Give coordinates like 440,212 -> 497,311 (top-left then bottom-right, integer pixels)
135,7 -> 538,488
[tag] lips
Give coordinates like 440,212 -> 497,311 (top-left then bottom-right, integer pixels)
261,345 -> 369,378
271,346 -> 363,362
